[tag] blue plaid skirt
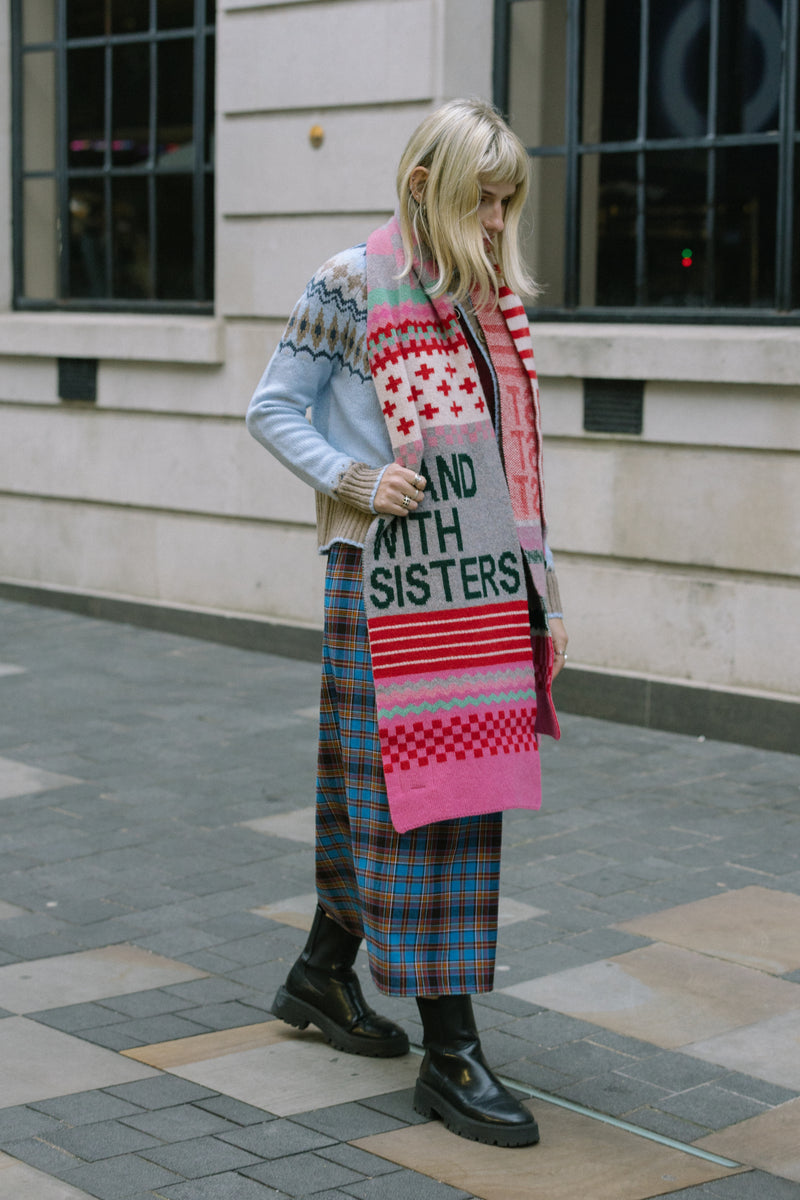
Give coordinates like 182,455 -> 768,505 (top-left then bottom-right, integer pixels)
315,543 -> 502,996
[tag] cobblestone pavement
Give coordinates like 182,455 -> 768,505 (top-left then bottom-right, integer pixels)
0,597 -> 798,1200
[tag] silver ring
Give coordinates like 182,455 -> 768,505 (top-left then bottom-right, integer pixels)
401,495 -> 411,509
414,487 -> 421,499
414,473 -> 423,488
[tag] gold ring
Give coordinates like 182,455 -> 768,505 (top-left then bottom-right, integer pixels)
402,495 -> 411,509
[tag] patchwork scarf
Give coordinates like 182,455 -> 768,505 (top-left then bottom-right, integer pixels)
364,215 -> 559,833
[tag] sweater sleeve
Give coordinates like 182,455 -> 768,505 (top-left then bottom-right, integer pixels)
246,263 -> 361,498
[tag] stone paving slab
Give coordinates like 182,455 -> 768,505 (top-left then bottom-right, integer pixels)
0,598 -> 798,1198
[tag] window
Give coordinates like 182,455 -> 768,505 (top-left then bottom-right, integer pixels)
12,0 -> 215,312
495,0 -> 800,321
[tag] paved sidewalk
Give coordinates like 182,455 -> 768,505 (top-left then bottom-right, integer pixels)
0,597 -> 798,1200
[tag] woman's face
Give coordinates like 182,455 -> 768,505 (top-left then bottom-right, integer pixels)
477,180 -> 517,236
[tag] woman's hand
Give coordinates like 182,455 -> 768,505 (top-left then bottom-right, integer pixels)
374,464 -> 427,516
549,617 -> 569,680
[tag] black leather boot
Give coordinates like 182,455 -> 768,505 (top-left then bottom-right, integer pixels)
271,906 -> 409,1057
414,995 -> 539,1147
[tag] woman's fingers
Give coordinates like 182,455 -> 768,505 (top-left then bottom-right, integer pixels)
374,465 -> 427,516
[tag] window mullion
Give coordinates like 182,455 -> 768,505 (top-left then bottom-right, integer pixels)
104,35 -> 113,298
149,0 -> 158,298
57,0 -> 71,298
776,0 -> 798,309
635,0 -> 649,305
193,0 -> 206,303
563,0 -> 581,309
11,0 -> 24,301
705,0 -> 720,307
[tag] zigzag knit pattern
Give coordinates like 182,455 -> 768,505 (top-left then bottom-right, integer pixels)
279,248 -> 371,381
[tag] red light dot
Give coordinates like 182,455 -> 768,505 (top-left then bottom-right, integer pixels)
681,256 -> 692,267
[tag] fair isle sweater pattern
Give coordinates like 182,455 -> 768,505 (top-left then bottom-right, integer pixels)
280,253 -> 371,383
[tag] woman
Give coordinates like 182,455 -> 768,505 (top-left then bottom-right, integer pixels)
247,98 -> 568,1148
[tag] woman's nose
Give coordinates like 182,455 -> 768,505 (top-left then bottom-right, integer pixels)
482,202 -> 505,234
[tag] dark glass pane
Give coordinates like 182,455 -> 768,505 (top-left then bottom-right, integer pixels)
717,0 -> 781,134
67,46 -> 105,167
644,149 -> 708,305
68,181 -> 107,298
111,0 -> 151,34
590,153 -> 638,305
206,0 -> 216,23
113,177 -> 151,298
794,153 -> 800,309
67,0 -> 107,39
156,174 -> 193,298
158,0 -> 195,30
587,0 -> 640,144
112,43 -> 150,165
205,35 -> 215,164
648,0 -> 710,139
714,146 -> 776,307
204,171 -> 214,300
509,0 -> 566,147
157,38 -> 194,167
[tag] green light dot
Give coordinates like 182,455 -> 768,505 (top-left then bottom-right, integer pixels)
682,248 -> 692,258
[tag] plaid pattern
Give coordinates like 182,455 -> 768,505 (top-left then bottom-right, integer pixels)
316,543 -> 502,996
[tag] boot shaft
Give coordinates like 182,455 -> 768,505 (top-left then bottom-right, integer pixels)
300,905 -> 362,979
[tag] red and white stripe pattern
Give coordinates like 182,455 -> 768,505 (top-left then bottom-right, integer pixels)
368,601 -> 533,683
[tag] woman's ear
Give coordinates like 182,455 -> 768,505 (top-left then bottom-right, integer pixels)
409,165 -> 430,204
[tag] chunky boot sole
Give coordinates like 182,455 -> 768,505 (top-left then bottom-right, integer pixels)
414,1078 -> 540,1147
271,985 -> 409,1058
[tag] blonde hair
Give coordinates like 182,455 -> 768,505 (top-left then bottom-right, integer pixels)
396,98 -> 538,309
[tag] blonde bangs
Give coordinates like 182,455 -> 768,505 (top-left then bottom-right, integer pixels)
396,99 -> 538,310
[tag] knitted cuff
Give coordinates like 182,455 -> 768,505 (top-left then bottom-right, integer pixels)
334,462 -> 384,514
545,568 -> 563,618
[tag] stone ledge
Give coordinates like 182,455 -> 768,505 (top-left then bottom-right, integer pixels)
0,313 -> 224,365
531,322 -> 800,387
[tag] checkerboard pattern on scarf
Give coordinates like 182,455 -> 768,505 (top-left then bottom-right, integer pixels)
363,216 -> 558,834
315,544 -> 502,996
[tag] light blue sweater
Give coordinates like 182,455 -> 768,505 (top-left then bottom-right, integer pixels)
247,244 -> 561,614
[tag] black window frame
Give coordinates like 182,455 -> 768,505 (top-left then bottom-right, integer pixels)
11,0 -> 215,315
494,0 -> 800,324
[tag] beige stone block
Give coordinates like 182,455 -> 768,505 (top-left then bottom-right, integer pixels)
0,355 -> 56,403
148,1023 -> 419,1114
0,496 -> 326,624
0,756 -> 80,801
550,557 -> 800,696
501,943 -> 800,1049
696,1097 -> 800,1183
618,887 -> 800,975
241,806 -> 316,844
0,1153 -> 100,1198
0,405 -> 315,525
0,1017 -> 157,1108
354,1101 -> 742,1199
95,320 -> 285,417
0,945 -> 206,1014
123,1021 -> 283,1069
546,441 -> 800,575
0,312 -> 223,363
539,376 -> 584,438
251,892 -> 318,931
218,214 -> 388,318
219,108 -> 424,217
685,1009 -> 800,1090
532,321 -> 800,388
219,1 -> 434,113
645,382 -> 800,451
